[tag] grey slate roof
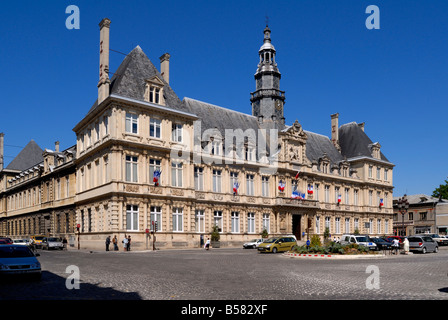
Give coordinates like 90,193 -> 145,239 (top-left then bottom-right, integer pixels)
182,98 -> 270,156
393,194 -> 448,205
304,130 -> 344,165
6,140 -> 43,171
339,122 -> 390,163
88,46 -> 186,114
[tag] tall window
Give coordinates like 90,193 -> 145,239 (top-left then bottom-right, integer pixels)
315,184 -> 320,201
194,167 -> 204,191
262,213 -> 270,233
384,169 -> 389,181
125,156 -> 138,182
335,217 -> 341,234
125,113 -> 138,134
149,159 -> 162,185
324,185 -> 330,202
377,167 -> 381,180
261,176 -> 269,197
345,188 -> 350,205
172,207 -> 183,232
354,189 -> 359,206
369,190 -> 373,206
231,212 -> 240,233
315,216 -> 320,234
368,165 -> 373,178
150,118 -> 161,138
126,205 -> 138,231
230,172 -> 238,193
335,187 -> 340,203
247,212 -> 255,233
246,174 -> 255,196
195,210 -> 205,233
212,169 -> 222,193
325,217 -> 331,231
214,211 -> 223,231
385,219 -> 389,234
354,218 -> 359,232
103,115 -> 109,135
150,206 -> 162,232
377,219 -> 381,234
66,177 -> 70,198
377,191 -> 381,206
345,218 -> 350,233
171,162 -> 183,187
172,123 -> 183,142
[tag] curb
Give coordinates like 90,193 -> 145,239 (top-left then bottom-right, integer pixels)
283,252 -> 386,259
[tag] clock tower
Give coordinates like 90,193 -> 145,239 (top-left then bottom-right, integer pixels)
250,25 -> 285,129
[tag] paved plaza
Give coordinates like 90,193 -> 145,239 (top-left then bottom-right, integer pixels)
1,247 -> 448,301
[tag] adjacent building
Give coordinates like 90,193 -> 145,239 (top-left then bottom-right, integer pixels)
0,19 -> 395,250
393,194 -> 448,236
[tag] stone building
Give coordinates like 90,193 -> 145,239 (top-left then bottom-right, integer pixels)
0,19 -> 394,250
393,194 -> 448,236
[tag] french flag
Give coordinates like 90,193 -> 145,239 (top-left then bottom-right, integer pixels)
153,170 -> 161,186
233,182 -> 239,195
278,181 -> 285,192
291,189 -> 299,199
294,170 -> 300,180
379,198 -> 384,207
337,194 -> 342,203
307,184 -> 313,195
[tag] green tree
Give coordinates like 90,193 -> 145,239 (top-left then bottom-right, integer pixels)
432,179 -> 448,200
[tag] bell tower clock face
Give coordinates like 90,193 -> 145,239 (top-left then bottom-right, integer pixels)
275,100 -> 283,110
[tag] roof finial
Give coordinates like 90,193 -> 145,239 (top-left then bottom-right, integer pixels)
265,15 -> 269,27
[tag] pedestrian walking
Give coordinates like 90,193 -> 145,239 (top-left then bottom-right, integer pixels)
123,235 -> 128,251
62,237 -> 68,250
204,238 -> 210,250
113,235 -> 119,251
392,238 -> 399,255
106,235 -> 111,251
127,235 -> 131,251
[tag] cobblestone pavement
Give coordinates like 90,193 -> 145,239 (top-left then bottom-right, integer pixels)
1,246 -> 448,300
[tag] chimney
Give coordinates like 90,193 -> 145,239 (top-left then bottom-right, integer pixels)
55,141 -> 60,153
159,53 -> 171,84
0,133 -> 4,171
331,113 -> 340,151
98,18 -> 111,105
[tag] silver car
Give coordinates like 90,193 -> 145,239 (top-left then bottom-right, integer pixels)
408,235 -> 438,254
41,237 -> 64,250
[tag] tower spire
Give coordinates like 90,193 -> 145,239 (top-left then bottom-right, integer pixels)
250,24 -> 285,128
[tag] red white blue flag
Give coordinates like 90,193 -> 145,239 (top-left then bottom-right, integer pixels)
153,170 -> 161,186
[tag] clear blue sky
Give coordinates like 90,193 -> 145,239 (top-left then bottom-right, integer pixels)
0,0 -> 447,197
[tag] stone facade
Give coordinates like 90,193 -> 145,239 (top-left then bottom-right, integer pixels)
0,19 -> 395,250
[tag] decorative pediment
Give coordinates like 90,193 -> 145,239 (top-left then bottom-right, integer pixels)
285,120 -> 307,139
145,75 -> 165,86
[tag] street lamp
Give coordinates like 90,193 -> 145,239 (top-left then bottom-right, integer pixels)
397,194 -> 409,236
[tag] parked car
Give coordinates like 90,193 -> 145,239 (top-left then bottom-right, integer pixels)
0,237 -> 13,245
12,239 -> 30,246
340,234 -> 377,250
407,235 -> 438,254
423,234 -> 448,246
243,238 -> 264,249
370,237 -> 392,250
257,237 -> 297,253
30,235 -> 46,249
41,237 -> 64,250
0,245 -> 41,281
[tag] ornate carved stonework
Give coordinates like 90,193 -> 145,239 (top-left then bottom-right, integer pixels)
196,192 -> 205,199
124,184 -> 139,193
171,189 -> 184,196
149,186 -> 163,194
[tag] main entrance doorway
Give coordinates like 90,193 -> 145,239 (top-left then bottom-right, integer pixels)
292,214 -> 302,240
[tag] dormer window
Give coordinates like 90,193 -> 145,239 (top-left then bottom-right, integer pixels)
145,76 -> 165,105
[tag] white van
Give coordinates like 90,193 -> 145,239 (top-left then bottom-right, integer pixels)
340,234 -> 377,250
